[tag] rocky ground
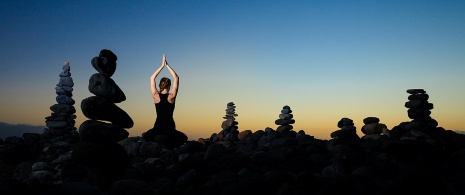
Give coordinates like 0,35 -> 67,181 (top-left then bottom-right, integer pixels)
1,123 -> 465,195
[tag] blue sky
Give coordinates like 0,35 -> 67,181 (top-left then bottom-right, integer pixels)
0,0 -> 464,140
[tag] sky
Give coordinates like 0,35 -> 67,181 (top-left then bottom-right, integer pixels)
0,0 -> 464,140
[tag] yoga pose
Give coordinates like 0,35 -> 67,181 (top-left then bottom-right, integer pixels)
143,54 -> 187,149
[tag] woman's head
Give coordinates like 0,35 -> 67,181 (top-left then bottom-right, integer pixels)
159,77 -> 171,92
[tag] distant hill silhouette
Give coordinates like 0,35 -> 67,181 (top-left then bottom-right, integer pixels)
0,122 -> 44,139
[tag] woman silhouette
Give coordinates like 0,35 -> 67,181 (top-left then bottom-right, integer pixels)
143,54 -> 187,149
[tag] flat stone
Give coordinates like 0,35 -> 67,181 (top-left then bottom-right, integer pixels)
407,89 -> 426,94
408,93 -> 429,101
46,120 -> 68,128
78,120 -> 129,143
81,96 -> 134,128
275,119 -> 295,125
56,95 -> 75,105
50,104 -> 76,114
363,117 -> 379,124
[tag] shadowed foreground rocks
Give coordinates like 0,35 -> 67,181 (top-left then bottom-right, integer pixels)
1,126 -> 465,195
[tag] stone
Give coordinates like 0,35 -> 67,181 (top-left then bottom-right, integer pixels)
337,118 -> 354,128
88,73 -> 126,103
408,93 -> 429,101
56,95 -> 75,105
81,96 -> 134,128
363,117 -> 380,124
58,77 -> 74,87
407,89 -> 426,94
361,123 -> 384,135
46,121 -> 68,128
91,56 -> 116,77
275,119 -> 295,126
50,104 -> 76,114
59,71 -> 71,77
99,49 -> 117,62
276,125 -> 293,132
279,114 -> 293,119
78,120 -> 129,143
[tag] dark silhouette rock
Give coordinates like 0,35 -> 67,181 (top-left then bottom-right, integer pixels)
78,120 -> 129,143
81,96 -> 134,128
88,73 -> 126,103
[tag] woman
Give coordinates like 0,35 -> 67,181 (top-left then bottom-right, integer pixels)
143,54 -> 187,149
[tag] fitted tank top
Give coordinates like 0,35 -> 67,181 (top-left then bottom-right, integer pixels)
153,93 -> 176,132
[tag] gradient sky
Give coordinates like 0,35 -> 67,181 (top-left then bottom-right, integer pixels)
1,0 -> 464,140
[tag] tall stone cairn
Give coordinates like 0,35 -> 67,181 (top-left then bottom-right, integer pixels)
275,105 -> 295,133
390,89 -> 438,139
72,49 -> 133,190
405,89 -> 438,130
42,61 -> 79,162
214,102 -> 239,142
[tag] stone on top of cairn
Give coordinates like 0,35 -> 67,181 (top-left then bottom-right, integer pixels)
361,117 -> 389,140
91,49 -> 117,77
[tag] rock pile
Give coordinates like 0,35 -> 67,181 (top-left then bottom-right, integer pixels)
327,118 -> 360,153
42,62 -> 79,163
360,117 -> 389,140
212,102 -> 239,143
275,105 -> 296,137
391,89 -> 438,139
73,49 -> 133,190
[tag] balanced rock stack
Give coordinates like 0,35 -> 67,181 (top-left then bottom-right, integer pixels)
327,118 -> 360,152
275,105 -> 295,136
404,89 -> 438,131
72,49 -> 133,190
42,62 -> 80,162
214,102 -> 239,142
360,117 -> 389,140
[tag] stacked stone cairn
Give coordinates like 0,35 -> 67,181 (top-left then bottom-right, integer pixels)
42,62 -> 80,163
326,118 -> 360,153
72,49 -> 134,190
360,117 -> 390,140
14,62 -> 80,186
390,89 -> 438,140
275,105 -> 296,138
212,102 -> 239,144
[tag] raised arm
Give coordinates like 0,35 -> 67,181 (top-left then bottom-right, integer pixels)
151,55 -> 166,102
164,56 -> 179,101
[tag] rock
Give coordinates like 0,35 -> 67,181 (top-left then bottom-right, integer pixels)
78,120 -> 129,143
81,96 -> 134,128
88,73 -> 126,103
406,89 -> 426,94
91,56 -> 116,77
363,117 -> 380,124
